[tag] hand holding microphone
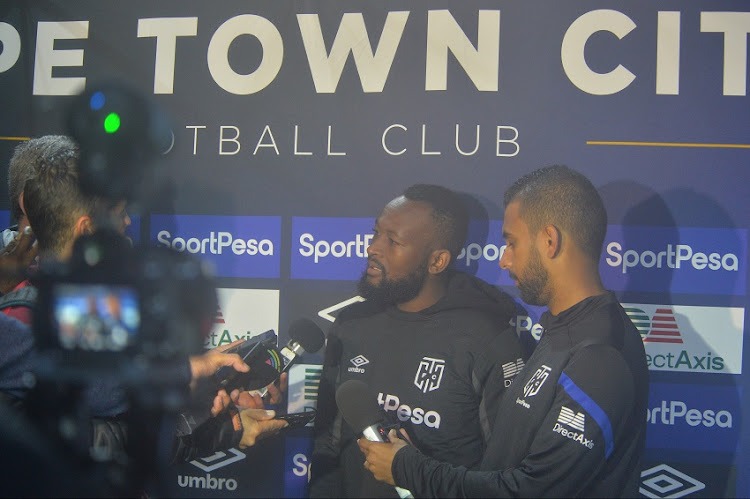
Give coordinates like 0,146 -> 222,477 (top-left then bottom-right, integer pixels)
236,318 -> 325,399
177,319 -> 324,439
336,379 -> 414,498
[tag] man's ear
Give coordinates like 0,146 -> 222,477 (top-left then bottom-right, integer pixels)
73,215 -> 94,238
18,193 -> 25,216
540,224 -> 562,259
428,249 -> 452,275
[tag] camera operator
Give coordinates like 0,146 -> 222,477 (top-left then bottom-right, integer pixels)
0,136 -> 286,464
0,136 -> 62,295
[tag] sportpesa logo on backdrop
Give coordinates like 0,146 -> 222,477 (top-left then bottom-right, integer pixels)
290,217 -> 516,283
151,215 -> 281,278
623,303 -> 744,375
602,226 -> 746,295
645,383 -> 739,454
291,217 -> 373,280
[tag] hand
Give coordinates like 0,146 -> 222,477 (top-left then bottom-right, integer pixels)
358,429 -> 408,486
210,389 -> 232,417
230,372 -> 289,409
0,226 -> 37,294
189,339 -> 250,382
266,371 -> 288,405
239,408 -> 288,448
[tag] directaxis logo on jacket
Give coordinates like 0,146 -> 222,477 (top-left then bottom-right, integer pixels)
552,406 -> 594,450
414,357 -> 445,393
502,358 -> 525,387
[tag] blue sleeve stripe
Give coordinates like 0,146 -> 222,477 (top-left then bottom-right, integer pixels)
558,372 -> 614,459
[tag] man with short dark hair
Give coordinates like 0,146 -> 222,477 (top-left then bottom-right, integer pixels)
0,143 -> 130,324
310,184 -> 527,497
23,145 -> 131,261
6,135 -> 77,238
0,136 -> 71,294
0,135 -> 286,452
360,166 -> 649,497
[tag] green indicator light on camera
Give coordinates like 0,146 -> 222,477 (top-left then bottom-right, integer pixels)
104,112 -> 121,133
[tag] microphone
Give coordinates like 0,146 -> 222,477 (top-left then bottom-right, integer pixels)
176,319 -> 325,438
336,379 -> 414,499
240,318 -> 326,396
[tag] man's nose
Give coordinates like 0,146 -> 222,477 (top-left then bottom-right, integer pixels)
367,236 -> 382,258
499,248 -> 510,270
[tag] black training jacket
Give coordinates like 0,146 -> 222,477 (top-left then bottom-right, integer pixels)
309,271 -> 528,498
392,291 -> 650,498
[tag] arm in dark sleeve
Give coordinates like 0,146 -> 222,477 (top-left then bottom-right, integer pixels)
170,406 -> 243,465
476,326 -> 528,441
0,314 -> 38,401
308,325 -> 344,497
394,346 -> 635,498
85,356 -> 191,417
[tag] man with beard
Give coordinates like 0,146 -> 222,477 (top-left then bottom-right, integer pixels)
309,184 -> 527,498
359,166 -> 649,497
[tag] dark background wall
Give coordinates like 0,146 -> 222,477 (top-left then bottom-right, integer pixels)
0,1 -> 747,497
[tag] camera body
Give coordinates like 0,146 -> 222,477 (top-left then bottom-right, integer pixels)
33,230 -> 215,395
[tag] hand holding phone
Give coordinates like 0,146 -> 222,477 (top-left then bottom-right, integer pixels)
274,409 -> 316,429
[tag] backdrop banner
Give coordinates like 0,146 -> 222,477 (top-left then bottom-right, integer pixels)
1,2 -> 748,497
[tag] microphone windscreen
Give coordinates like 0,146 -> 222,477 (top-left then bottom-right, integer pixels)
336,379 -> 382,434
288,318 -> 325,353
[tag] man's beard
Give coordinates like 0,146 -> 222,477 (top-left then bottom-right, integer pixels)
358,260 -> 429,307
514,246 -> 549,306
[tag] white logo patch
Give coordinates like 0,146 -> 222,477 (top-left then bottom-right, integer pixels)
348,355 -> 369,373
557,406 -> 586,432
502,358 -> 525,379
552,406 -> 594,450
639,464 -> 706,498
414,357 -> 445,393
523,365 -> 551,398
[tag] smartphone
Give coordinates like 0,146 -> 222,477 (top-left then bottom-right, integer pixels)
212,329 -> 278,388
276,409 -> 316,429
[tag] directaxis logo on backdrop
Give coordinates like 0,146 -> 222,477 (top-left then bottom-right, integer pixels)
151,214 -> 281,278
205,288 -> 279,349
601,226 -> 746,295
645,383 -> 739,454
623,303 -> 743,374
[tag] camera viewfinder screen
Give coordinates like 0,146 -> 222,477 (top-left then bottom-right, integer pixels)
53,284 -> 140,352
